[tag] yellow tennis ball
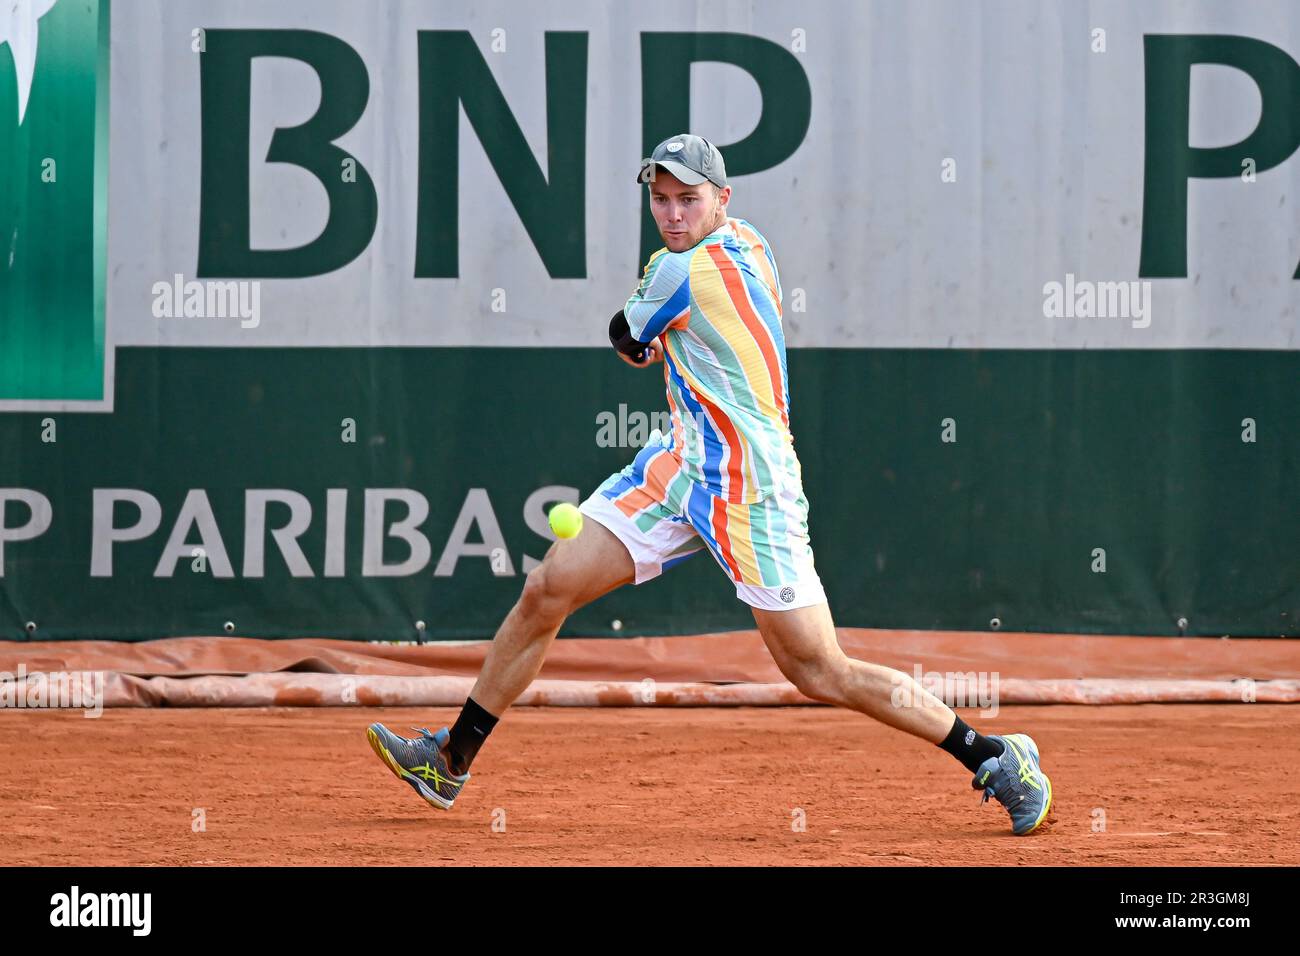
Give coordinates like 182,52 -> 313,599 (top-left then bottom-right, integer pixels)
548,502 -> 583,539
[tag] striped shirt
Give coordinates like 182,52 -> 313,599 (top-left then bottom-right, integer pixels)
624,217 -> 800,504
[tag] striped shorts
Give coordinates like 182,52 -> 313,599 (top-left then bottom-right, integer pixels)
579,437 -> 826,611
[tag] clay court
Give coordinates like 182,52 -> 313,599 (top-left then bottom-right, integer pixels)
3,704 -> 1297,866
2,630 -> 1296,867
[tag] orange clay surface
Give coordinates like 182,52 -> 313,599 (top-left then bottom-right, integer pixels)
1,704 -> 1295,866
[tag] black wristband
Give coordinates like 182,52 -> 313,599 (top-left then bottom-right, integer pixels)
608,310 -> 647,360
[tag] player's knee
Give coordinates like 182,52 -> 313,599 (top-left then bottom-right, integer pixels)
784,656 -> 848,705
517,559 -> 577,622
780,655 -> 852,707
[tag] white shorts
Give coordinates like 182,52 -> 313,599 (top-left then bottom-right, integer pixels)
579,442 -> 826,612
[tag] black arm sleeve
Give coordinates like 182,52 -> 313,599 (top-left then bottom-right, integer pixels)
608,310 -> 647,360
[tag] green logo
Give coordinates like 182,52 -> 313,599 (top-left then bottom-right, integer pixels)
0,0 -> 110,409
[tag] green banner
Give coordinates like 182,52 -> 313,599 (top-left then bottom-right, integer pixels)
1,348 -> 1295,640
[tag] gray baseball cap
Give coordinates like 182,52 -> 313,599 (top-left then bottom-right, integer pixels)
637,133 -> 728,188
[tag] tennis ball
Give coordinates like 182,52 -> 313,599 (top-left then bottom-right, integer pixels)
548,502 -> 583,539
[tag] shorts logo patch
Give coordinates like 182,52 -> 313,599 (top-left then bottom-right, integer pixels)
779,586 -> 795,604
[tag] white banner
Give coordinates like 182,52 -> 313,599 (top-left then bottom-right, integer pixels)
106,0 -> 1300,349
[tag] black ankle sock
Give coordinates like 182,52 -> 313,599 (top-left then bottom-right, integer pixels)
446,697 -> 499,776
938,715 -> 1004,773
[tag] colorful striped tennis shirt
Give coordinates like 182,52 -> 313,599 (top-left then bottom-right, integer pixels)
624,217 -> 800,504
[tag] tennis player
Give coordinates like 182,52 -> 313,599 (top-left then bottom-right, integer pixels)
367,134 -> 1053,835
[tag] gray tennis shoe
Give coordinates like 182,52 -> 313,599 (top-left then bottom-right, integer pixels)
972,733 -> 1053,835
366,723 -> 469,810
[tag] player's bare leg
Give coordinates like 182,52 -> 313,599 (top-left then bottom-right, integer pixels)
751,602 -> 955,742
752,602 -> 1053,833
366,515 -> 635,808
468,518 -> 635,714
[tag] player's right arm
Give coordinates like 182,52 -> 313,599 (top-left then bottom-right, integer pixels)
608,247 -> 690,367
608,309 -> 662,367
626,248 -> 691,335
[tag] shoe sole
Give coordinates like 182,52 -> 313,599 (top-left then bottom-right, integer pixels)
366,725 -> 456,811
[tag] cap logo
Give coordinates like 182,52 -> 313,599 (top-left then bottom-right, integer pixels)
665,142 -> 684,152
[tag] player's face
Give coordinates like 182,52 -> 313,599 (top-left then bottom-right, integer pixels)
648,173 -> 730,252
